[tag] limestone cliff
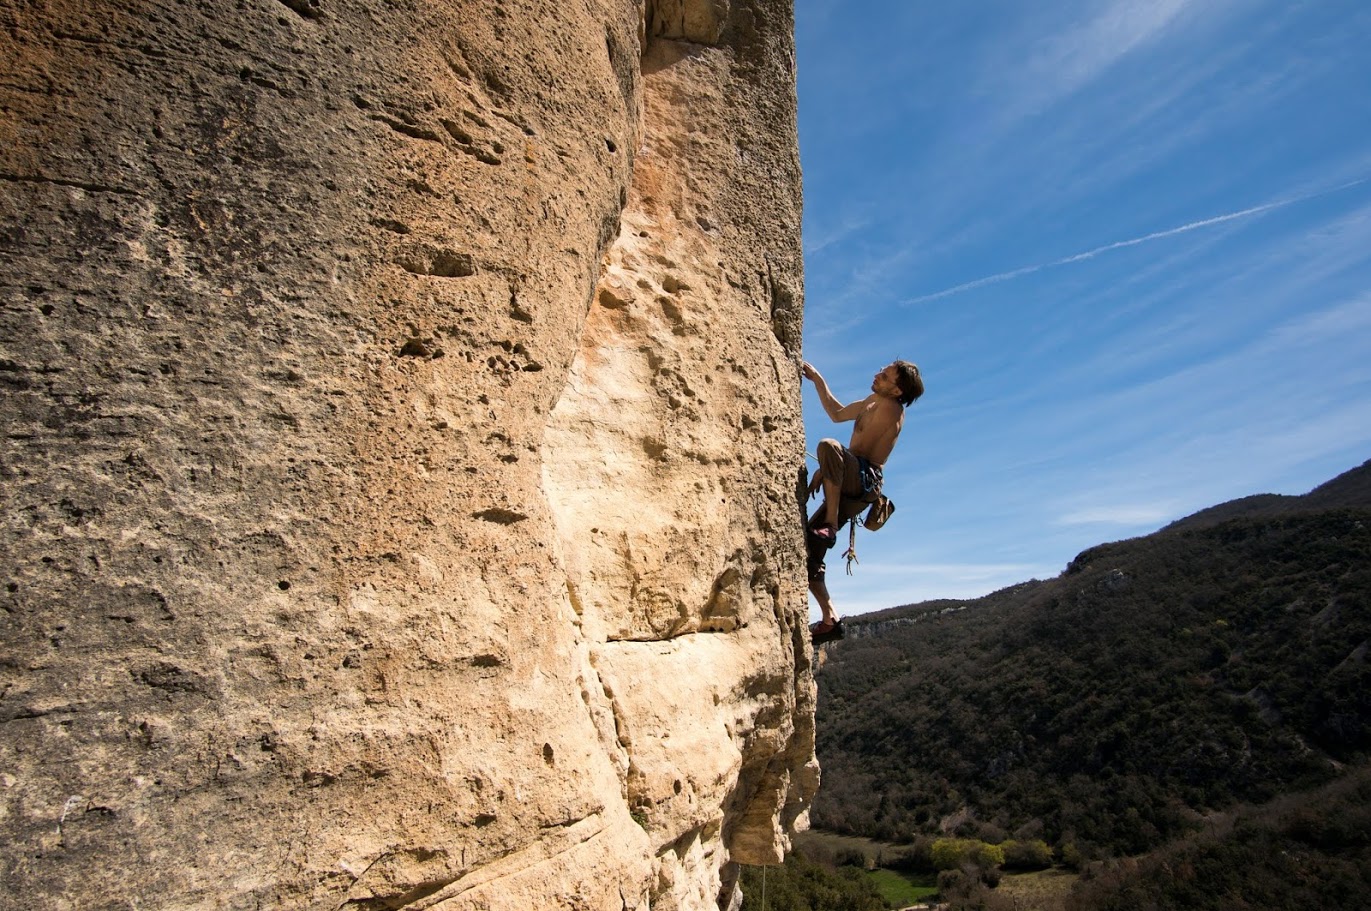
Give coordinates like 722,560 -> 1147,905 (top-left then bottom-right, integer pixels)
0,1 -> 814,908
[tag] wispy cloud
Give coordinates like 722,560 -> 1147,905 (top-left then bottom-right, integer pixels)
1263,293 -> 1371,349
1011,0 -> 1195,117
803,0 -> 1316,332
1048,396 -> 1371,540
1057,504 -> 1178,527
1030,289 -> 1371,532
803,213 -> 873,257
900,178 -> 1368,306
1015,191 -> 1371,400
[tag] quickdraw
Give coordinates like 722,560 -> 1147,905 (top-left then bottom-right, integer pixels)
843,518 -> 859,575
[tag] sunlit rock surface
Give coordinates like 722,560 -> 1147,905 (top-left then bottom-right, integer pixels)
0,0 -> 815,908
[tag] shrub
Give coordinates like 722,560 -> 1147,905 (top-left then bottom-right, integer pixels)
1001,838 -> 1054,870
931,838 -> 1005,872
739,852 -> 886,911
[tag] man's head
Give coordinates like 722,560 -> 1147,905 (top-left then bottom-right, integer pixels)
873,360 -> 923,406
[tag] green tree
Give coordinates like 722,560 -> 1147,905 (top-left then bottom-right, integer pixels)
1001,838 -> 1053,870
739,853 -> 886,911
930,838 -> 1004,871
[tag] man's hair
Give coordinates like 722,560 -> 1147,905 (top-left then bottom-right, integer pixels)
893,360 -> 923,406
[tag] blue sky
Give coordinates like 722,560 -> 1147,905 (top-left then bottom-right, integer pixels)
795,0 -> 1371,618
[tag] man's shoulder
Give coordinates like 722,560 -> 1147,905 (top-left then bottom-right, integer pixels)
873,395 -> 903,418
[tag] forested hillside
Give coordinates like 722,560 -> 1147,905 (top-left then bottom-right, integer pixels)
814,461 -> 1371,869
1067,767 -> 1371,911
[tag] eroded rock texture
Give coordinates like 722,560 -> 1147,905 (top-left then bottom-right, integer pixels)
0,0 -> 814,908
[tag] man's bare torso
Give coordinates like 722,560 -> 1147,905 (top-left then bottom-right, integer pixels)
848,395 -> 903,465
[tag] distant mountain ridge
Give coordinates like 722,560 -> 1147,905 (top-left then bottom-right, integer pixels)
1164,457 -> 1371,531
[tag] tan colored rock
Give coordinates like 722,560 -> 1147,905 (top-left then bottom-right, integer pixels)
0,1 -> 814,908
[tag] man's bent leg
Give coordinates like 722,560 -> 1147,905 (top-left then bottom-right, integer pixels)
822,475 -> 841,528
806,515 -> 834,623
808,444 -> 857,644
815,438 -> 864,530
809,576 -> 836,625
808,575 -> 845,643
806,517 -> 842,641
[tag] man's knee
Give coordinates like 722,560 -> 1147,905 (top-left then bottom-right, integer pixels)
817,438 -> 844,477
806,542 -> 826,584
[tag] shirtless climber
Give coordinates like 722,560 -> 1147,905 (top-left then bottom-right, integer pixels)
802,359 -> 923,644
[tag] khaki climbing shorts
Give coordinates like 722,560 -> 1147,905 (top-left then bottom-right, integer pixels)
816,438 -> 869,500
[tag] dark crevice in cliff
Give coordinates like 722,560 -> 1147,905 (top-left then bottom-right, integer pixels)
645,0 -> 729,46
275,0 -> 322,21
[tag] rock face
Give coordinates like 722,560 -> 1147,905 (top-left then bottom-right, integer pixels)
0,1 -> 815,909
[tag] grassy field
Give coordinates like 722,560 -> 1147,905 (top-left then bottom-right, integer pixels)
863,868 -> 939,907
794,830 -> 1080,910
995,868 -> 1080,911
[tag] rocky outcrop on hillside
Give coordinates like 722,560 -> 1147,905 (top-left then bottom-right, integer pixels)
0,1 -> 815,908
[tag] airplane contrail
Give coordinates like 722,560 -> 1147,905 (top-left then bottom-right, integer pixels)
903,178 -> 1368,305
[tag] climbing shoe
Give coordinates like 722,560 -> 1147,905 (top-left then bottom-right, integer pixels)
810,618 -> 845,645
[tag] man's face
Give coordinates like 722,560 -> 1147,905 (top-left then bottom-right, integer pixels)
871,364 -> 901,398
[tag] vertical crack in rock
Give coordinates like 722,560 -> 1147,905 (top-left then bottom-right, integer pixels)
543,0 -> 816,904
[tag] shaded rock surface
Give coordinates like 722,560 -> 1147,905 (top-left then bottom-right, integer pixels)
0,0 -> 816,908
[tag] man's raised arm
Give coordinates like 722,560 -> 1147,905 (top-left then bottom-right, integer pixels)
802,361 -> 869,423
